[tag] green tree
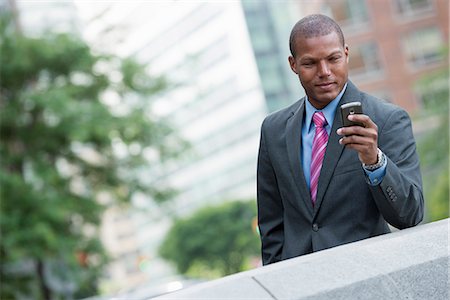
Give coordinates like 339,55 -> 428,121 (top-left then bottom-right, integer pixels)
415,68 -> 449,221
159,200 -> 260,279
0,13 -> 184,299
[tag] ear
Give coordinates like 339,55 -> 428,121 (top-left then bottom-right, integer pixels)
288,56 -> 298,74
344,44 -> 349,63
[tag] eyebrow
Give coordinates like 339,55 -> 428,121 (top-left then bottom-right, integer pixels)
327,50 -> 342,57
300,50 -> 342,61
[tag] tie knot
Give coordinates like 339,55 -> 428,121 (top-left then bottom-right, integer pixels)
313,112 -> 327,128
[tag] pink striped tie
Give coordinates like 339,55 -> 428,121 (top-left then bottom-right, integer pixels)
310,112 -> 329,206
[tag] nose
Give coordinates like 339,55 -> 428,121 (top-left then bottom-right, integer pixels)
317,60 -> 331,77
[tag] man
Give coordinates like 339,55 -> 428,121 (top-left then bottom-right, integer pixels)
257,14 -> 424,265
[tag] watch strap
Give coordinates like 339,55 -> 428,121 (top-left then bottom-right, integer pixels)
363,148 -> 385,171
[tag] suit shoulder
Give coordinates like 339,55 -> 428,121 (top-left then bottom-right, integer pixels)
360,92 -> 411,127
361,92 -> 408,116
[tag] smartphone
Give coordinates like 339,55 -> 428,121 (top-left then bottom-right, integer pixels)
340,101 -> 364,127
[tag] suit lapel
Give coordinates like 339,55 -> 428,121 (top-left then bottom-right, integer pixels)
313,81 -> 361,215
286,99 -> 314,215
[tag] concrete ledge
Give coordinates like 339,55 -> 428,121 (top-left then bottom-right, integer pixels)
153,219 -> 449,300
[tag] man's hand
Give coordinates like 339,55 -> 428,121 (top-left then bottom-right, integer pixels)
337,114 -> 378,165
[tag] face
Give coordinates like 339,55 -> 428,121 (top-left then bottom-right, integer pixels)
288,32 -> 349,109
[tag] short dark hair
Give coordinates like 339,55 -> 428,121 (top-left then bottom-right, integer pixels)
289,14 -> 345,57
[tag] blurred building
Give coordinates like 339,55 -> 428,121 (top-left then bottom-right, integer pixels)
294,0 -> 449,113
75,1 -> 303,294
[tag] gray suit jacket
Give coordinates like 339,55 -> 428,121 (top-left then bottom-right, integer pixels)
257,81 -> 424,265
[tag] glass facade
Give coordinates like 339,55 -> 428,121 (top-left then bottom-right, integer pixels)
241,0 -> 303,112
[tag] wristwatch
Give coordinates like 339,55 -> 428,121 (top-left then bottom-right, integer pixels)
362,148 -> 385,171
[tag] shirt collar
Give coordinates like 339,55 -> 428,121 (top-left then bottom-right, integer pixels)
305,82 -> 348,132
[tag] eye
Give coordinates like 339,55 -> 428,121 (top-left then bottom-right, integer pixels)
301,61 -> 315,67
329,56 -> 341,62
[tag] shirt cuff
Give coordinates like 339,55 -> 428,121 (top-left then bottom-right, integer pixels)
363,152 -> 387,186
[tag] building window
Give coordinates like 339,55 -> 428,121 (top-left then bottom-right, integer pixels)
326,0 -> 370,29
348,42 -> 383,78
394,0 -> 433,16
403,27 -> 444,68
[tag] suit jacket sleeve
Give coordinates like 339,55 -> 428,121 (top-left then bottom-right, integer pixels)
257,119 -> 284,265
370,107 -> 424,229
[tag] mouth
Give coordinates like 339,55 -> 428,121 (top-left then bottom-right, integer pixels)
315,82 -> 336,91
315,82 -> 335,88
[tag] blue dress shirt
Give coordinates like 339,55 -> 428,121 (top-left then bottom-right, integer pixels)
301,83 -> 386,188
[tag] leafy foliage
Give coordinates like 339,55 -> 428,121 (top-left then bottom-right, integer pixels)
159,200 -> 260,279
0,13 -> 185,299
415,67 -> 449,221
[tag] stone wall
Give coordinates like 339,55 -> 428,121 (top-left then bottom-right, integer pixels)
153,219 -> 449,300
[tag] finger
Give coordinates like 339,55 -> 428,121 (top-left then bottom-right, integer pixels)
339,135 -> 376,146
343,142 -> 375,153
348,114 -> 377,130
337,126 -> 363,136
337,126 -> 377,139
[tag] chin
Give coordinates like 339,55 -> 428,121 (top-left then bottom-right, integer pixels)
317,92 -> 338,102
